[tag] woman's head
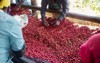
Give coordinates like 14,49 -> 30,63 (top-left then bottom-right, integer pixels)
0,0 -> 10,11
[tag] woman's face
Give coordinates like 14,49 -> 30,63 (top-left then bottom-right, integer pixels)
2,7 -> 8,13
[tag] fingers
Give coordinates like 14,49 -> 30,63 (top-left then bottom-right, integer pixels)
43,20 -> 49,26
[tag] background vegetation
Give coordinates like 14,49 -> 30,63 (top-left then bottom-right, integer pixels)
71,0 -> 100,15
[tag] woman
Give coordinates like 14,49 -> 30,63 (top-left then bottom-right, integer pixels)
79,31 -> 100,63
0,0 -> 26,63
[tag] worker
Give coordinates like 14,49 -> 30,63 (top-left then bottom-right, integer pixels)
41,0 -> 69,26
79,32 -> 100,63
0,0 -> 26,63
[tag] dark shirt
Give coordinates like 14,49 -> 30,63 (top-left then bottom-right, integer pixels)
41,0 -> 69,19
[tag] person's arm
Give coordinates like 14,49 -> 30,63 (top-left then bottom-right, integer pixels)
9,19 -> 26,58
54,0 -> 69,26
41,0 -> 49,26
41,0 -> 48,20
58,0 -> 69,20
16,0 -> 25,8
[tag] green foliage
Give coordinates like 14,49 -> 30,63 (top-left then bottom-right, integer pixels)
72,0 -> 100,14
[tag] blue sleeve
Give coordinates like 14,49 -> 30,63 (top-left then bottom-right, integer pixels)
41,0 -> 48,18
57,0 -> 69,20
62,0 -> 69,14
9,19 -> 25,51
